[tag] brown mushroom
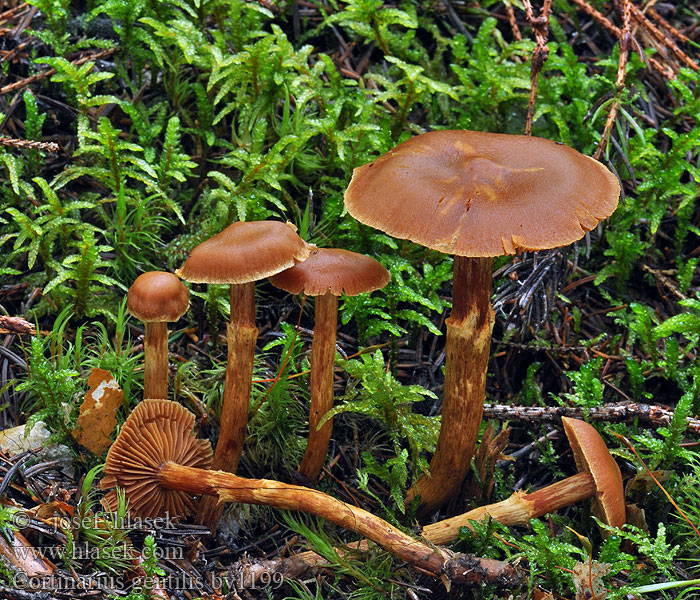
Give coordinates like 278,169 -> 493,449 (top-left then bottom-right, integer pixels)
269,248 -> 390,481
101,399 -> 212,519
127,271 -> 189,400
175,221 -> 312,529
101,399 -> 484,584
257,417 -> 624,576
344,130 -> 620,515
422,417 -> 626,544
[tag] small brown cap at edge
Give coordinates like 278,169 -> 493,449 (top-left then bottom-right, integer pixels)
269,248 -> 390,296
562,417 -> 626,528
127,271 -> 189,322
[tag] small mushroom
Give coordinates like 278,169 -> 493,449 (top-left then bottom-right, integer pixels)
345,130 -> 620,515
175,221 -> 312,529
127,271 -> 189,400
101,400 -> 455,579
269,248 -> 390,481
422,417 -> 626,544
101,399 -> 212,518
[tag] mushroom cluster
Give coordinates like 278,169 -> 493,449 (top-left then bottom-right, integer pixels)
174,220 -> 313,529
101,400 -> 622,576
123,221 -> 391,531
110,129 -> 623,544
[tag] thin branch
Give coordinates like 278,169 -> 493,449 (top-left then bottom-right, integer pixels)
568,0 -> 621,37
629,2 -> 698,72
482,402 -> 700,435
594,0 -> 631,160
0,137 -> 59,153
522,0 -> 551,135
503,0 -> 523,41
0,47 -> 117,96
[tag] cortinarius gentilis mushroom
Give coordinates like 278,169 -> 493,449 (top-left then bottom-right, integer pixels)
127,271 -> 189,400
345,130 -> 620,515
269,248 -> 390,481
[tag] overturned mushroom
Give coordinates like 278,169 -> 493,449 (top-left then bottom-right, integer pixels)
269,248 -> 390,481
100,399 -> 509,586
345,131 -> 620,515
101,399 -> 212,519
422,417 -> 626,544
127,271 -> 189,400
273,416 -> 625,571
175,220 -> 311,529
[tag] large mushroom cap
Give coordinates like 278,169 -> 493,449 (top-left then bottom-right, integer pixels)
100,399 -> 212,519
344,130 -> 620,257
562,417 -> 625,528
175,221 -> 312,284
268,248 -> 390,296
127,271 -> 189,322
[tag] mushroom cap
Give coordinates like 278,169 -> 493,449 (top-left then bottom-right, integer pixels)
562,417 -> 625,528
127,271 -> 189,322
344,130 -> 620,257
175,221 -> 312,284
268,248 -> 390,296
100,399 -> 212,519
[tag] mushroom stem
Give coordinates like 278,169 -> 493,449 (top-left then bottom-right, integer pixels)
102,399 -> 518,587
161,462 -> 448,577
422,471 -> 596,544
143,322 -> 169,400
299,293 -> 338,482
262,471 -> 597,572
406,256 -> 494,516
196,281 -> 257,529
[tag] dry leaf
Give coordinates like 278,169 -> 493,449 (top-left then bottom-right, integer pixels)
533,587 -> 555,600
573,560 -> 610,600
0,530 -> 55,577
72,368 -> 123,454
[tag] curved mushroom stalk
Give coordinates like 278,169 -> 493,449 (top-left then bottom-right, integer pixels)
422,417 -> 626,544
263,416 -> 625,567
101,399 -> 497,587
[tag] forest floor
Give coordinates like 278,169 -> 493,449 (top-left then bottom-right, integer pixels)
0,0 -> 699,599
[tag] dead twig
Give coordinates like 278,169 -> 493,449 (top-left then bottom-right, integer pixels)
0,137 -> 59,153
503,0 -> 523,41
0,47 -> 117,96
647,6 -> 690,45
522,0 -> 552,135
223,548 -> 524,590
629,2 -> 698,72
568,0 -> 621,37
482,402 -> 700,434
595,0 -> 632,160
0,3 -> 29,27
